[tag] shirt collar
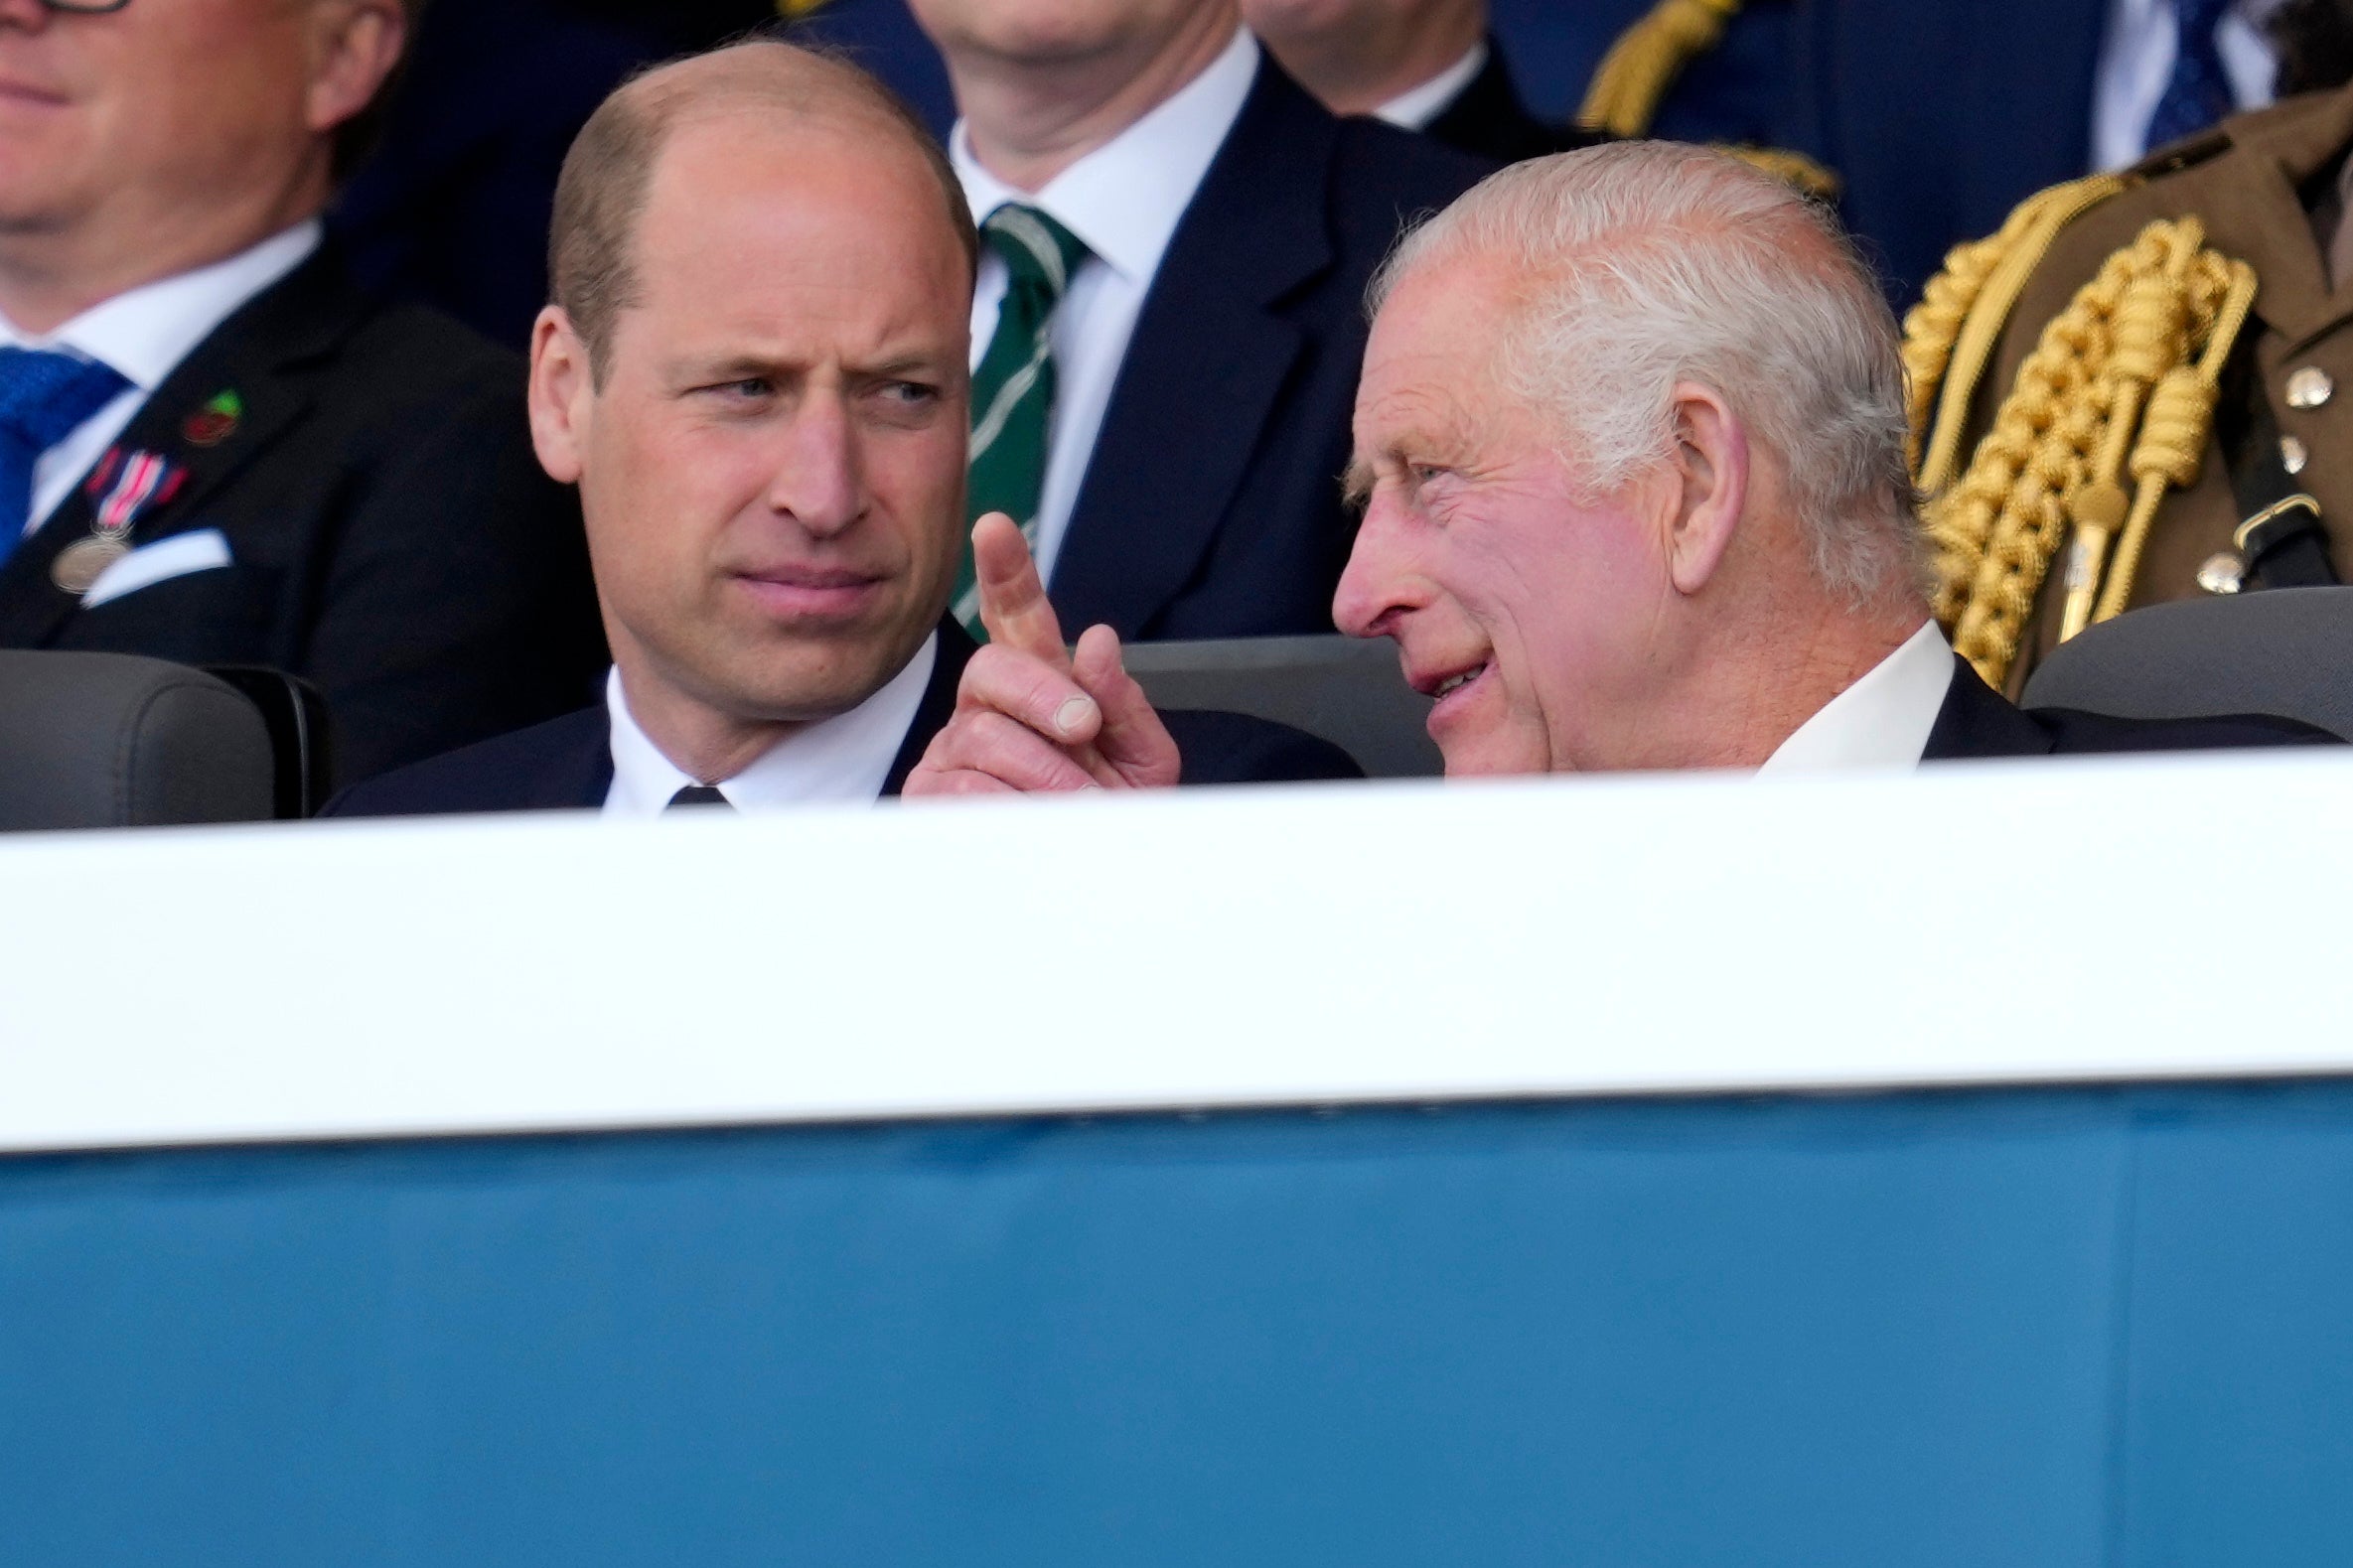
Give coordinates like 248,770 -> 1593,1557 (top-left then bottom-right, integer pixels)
949,26 -> 1259,285
1374,40 -> 1489,131
1758,620 -> 1958,774
603,632 -> 940,814
0,221 -> 320,391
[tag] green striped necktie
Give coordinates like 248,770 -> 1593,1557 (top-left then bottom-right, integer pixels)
953,204 -> 1092,638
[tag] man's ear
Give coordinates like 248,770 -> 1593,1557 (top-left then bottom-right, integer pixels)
528,307 -> 593,486
304,0 -> 407,138
1661,381 -> 1748,597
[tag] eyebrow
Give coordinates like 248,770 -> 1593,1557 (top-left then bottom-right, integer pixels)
1340,456 -> 1374,511
675,346 -> 959,383
854,352 -> 958,380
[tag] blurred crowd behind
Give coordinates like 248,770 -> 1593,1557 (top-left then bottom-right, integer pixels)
7,0 -> 2353,818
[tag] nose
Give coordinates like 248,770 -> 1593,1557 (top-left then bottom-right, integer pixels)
1332,495 -> 1421,639
766,390 -> 864,538
0,0 -> 55,30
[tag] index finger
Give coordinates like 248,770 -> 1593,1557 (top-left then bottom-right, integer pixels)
971,511 -> 1068,667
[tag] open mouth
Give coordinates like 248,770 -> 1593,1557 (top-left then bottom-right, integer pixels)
1432,664 -> 1485,699
1407,656 -> 1491,700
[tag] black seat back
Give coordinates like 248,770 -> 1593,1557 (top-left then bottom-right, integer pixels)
0,650 -> 276,830
203,665 -> 335,818
1122,635 -> 1441,779
2021,588 -> 2353,740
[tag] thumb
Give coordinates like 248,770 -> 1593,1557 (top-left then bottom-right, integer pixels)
1072,624 -> 1179,786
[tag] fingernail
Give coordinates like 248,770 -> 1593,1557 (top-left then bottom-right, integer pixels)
1054,695 -> 1096,737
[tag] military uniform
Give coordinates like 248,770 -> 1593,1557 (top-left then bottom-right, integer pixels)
1921,83 -> 2353,691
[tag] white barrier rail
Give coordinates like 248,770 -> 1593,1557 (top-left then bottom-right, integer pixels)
4,751 -> 2350,1153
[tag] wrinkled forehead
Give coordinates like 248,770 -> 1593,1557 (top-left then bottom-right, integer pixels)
1360,254 -> 1525,416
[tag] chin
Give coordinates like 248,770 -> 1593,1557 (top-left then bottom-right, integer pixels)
1437,734 -> 1551,780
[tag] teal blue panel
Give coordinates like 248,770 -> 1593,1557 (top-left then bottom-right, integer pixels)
2117,1083 -> 2353,1565
1,1092 -> 2143,1566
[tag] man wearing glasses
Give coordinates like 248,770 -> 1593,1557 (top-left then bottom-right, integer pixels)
0,0 -> 604,785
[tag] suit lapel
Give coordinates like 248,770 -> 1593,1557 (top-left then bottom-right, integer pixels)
882,619 -> 977,797
0,251 -> 358,644
1921,654 -> 2059,760
1047,62 -> 1335,639
531,707 -> 617,808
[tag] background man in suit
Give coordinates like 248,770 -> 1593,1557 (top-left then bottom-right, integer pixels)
905,0 -> 1491,642
0,0 -> 605,784
906,143 -> 2328,795
333,40 -> 1353,817
330,0 -> 784,347
1242,0 -> 1595,162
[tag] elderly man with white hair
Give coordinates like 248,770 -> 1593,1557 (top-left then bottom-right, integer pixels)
905,143 -> 2328,794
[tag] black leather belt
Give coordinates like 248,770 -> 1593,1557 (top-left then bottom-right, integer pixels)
2229,382 -> 2339,590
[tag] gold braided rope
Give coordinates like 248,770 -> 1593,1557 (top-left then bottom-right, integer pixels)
1902,173 -> 2129,488
1925,217 -> 2258,689
1577,0 -> 1742,138
1718,145 -> 1840,201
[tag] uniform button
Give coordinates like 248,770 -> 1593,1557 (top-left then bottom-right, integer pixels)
2196,551 -> 2246,595
2285,365 -> 2334,409
2281,434 -> 2309,475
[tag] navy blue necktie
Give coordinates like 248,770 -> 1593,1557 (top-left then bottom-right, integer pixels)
0,347 -> 130,568
2143,0 -> 2238,152
666,784 -> 733,810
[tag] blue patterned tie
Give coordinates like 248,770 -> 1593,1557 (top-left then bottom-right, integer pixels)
2143,0 -> 2238,152
0,347 -> 131,567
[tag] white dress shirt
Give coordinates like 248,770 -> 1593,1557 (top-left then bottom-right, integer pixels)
600,634 -> 940,815
951,25 -> 1259,587
1374,41 -> 1491,131
0,220 -> 321,537
1757,621 -> 1959,774
2092,0 -> 2285,171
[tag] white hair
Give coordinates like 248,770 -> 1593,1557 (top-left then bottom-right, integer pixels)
1371,141 -> 1925,606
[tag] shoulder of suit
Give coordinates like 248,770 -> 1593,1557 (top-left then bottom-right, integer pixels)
324,705 -> 607,817
1324,113 -> 1502,226
1161,708 -> 1364,784
340,297 -> 525,385
2032,705 -> 2343,754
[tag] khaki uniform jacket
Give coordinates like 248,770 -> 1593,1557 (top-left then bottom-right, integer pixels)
1959,85 -> 2353,689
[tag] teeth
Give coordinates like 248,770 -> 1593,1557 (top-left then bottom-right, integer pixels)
1434,665 -> 1482,698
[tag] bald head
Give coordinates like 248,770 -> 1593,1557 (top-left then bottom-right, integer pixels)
550,40 -> 977,384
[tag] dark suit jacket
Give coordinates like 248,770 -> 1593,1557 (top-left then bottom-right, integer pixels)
1922,656 -> 2338,760
1424,38 -> 1609,165
1045,60 -> 1495,642
0,246 -> 607,788
332,0 -> 779,347
326,621 -> 1362,815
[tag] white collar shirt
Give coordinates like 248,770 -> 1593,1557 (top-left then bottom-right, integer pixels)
1757,620 -> 1959,774
2092,0 -> 2287,171
0,220 -> 322,537
1374,41 -> 1490,131
950,25 -> 1258,587
600,633 -> 940,815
